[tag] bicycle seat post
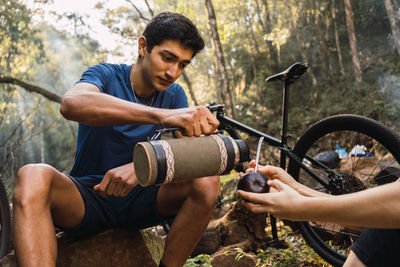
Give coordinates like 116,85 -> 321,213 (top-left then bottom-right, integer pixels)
268,78 -> 292,244
265,62 -> 309,169
280,79 -> 291,169
265,62 -> 308,247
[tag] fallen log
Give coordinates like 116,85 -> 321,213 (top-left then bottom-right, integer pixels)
193,201 -> 268,256
0,228 -> 164,267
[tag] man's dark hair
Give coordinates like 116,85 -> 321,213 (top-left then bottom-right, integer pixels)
142,12 -> 205,58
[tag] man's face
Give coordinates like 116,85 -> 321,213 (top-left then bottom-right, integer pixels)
140,39 -> 194,92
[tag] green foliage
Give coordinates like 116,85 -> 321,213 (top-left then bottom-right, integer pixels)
183,254 -> 212,267
0,0 -> 397,263
0,0 -> 107,198
0,0 -> 45,74
255,226 -> 330,266
1,0 -> 399,216
99,0 -> 400,138
183,226 -> 334,266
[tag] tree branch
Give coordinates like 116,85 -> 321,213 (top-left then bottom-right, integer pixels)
181,72 -> 198,106
126,0 -> 150,21
144,0 -> 154,17
0,76 -> 62,103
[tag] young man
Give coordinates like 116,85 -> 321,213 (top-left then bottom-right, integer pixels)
238,160 -> 400,267
13,12 -> 220,267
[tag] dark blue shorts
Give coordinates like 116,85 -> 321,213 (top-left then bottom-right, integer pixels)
351,227 -> 400,267
57,175 -> 167,238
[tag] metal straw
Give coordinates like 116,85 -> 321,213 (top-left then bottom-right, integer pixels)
254,136 -> 264,172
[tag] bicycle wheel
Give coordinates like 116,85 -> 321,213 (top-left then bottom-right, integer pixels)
287,114 -> 400,267
0,179 -> 11,258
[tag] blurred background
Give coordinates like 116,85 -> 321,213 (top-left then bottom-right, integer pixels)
0,0 -> 399,197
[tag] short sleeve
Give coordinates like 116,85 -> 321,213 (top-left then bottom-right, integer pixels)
76,64 -> 111,93
171,85 -> 189,109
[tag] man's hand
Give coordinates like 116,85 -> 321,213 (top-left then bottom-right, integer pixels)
238,179 -> 307,221
93,163 -> 138,198
160,106 -> 219,137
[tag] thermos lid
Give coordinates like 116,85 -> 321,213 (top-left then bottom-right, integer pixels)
133,142 -> 158,187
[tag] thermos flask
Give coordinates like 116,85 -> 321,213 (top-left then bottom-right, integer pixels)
133,134 -> 249,186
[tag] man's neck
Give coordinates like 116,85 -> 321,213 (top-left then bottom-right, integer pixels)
130,64 -> 156,98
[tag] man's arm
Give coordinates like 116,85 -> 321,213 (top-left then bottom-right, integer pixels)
239,165 -> 400,228
93,162 -> 138,198
60,82 -> 219,136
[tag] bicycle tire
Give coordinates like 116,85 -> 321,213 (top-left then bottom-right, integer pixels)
287,114 -> 400,267
0,179 -> 11,259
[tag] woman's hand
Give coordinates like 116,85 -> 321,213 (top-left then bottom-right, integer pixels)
243,160 -> 299,192
238,179 -> 307,221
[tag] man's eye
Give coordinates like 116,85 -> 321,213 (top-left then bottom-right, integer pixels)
180,63 -> 189,69
163,56 -> 172,61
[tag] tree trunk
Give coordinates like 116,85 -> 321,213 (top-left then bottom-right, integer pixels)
291,6 -> 318,88
256,0 -> 279,70
332,0 -> 345,76
313,0 -> 331,82
343,0 -> 362,82
384,0 -> 400,56
40,121 -> 45,162
204,0 -> 235,118
243,15 -> 260,94
181,72 -> 198,106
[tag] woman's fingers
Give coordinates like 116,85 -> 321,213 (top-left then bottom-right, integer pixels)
237,190 -> 267,203
241,201 -> 268,213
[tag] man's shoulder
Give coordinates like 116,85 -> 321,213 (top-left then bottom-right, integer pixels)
162,83 -> 188,108
165,83 -> 184,95
90,63 -> 130,74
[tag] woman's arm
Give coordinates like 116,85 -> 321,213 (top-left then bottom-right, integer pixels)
239,171 -> 400,228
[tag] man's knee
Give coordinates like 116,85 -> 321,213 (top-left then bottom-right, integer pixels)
190,176 -> 220,208
14,164 -> 55,206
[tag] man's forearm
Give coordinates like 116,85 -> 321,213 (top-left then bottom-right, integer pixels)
60,90 -> 164,126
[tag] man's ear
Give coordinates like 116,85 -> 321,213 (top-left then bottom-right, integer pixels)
138,36 -> 147,57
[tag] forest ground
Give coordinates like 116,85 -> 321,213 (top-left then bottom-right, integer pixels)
182,174 -> 335,267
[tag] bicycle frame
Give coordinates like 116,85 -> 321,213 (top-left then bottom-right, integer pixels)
208,62 -> 343,194
207,63 -> 345,242
211,106 -> 337,191
155,63 -> 348,250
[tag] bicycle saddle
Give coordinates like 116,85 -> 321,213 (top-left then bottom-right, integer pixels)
265,62 -> 309,83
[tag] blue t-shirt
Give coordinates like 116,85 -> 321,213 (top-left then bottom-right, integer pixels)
69,63 -> 188,177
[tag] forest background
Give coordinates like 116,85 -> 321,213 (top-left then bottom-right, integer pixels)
1,0 -> 400,200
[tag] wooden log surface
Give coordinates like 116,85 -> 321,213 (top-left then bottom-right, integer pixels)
0,228 -> 165,267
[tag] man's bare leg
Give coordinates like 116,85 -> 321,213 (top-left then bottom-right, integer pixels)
343,251 -> 366,267
156,176 -> 220,267
13,164 -> 85,267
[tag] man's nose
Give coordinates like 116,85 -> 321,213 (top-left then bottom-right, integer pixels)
166,64 -> 180,80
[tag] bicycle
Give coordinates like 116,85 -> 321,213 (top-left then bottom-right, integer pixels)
205,62 -> 400,267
